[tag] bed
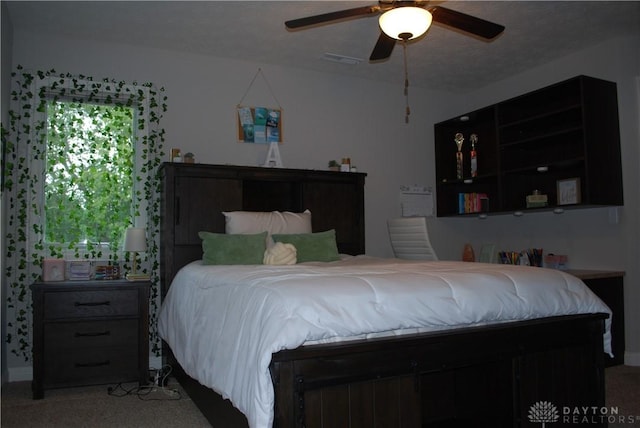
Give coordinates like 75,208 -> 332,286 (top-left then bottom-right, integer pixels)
158,162 -> 611,428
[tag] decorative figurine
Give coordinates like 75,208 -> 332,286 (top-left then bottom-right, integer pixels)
462,243 -> 475,262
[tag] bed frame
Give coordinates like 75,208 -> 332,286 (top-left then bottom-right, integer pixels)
160,162 -> 607,428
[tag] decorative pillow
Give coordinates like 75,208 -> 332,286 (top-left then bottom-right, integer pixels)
222,210 -> 312,235
199,231 -> 267,265
263,242 -> 297,265
272,229 -> 340,263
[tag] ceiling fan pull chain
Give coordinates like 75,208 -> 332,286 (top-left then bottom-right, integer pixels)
403,40 -> 410,124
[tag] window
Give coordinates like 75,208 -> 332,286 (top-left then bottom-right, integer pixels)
45,99 -> 135,249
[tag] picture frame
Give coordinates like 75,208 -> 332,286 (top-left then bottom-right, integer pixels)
557,177 -> 581,205
65,260 -> 92,281
237,105 -> 283,144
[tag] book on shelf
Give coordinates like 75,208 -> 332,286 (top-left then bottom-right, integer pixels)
458,193 -> 489,214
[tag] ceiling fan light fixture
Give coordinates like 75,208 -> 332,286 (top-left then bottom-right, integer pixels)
379,7 -> 432,40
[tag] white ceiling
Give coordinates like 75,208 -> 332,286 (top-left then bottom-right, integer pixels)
5,1 -> 640,92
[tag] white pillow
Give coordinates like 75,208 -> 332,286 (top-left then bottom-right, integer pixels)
223,210 -> 312,235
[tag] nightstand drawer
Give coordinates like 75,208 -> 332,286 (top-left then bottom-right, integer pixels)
44,319 -> 139,350
43,346 -> 139,387
44,289 -> 139,319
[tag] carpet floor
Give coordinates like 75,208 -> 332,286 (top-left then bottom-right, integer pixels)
606,365 -> 640,428
1,379 -> 211,428
2,365 -> 639,427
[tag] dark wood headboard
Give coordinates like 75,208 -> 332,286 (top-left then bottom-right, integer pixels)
159,163 -> 366,298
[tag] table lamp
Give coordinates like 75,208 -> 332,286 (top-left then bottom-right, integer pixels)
123,227 -> 149,281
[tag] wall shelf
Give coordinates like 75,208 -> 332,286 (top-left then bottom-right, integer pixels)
434,75 -> 623,217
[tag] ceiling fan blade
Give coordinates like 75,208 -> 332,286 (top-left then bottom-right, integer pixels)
369,32 -> 396,61
430,6 -> 505,39
285,5 -> 380,29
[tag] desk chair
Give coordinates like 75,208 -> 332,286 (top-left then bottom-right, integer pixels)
387,216 -> 438,261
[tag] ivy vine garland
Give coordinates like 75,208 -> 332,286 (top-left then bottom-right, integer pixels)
2,66 -> 167,360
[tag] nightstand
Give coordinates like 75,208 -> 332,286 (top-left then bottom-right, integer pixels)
30,279 -> 150,399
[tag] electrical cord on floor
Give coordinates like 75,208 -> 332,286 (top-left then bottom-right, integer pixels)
107,382 -> 182,401
107,364 -> 181,401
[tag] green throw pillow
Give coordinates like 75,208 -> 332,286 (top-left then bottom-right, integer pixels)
272,229 -> 340,263
199,231 -> 267,265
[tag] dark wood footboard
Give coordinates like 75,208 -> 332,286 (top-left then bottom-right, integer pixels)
270,313 -> 607,428
168,313 -> 606,428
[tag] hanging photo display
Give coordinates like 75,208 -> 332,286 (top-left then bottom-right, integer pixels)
237,105 -> 283,144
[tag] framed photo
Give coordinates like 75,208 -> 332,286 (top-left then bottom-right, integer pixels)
557,178 -> 581,205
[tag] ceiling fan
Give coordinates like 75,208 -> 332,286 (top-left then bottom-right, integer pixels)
285,1 -> 505,61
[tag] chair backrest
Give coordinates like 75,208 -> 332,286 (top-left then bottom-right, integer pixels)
387,216 -> 438,261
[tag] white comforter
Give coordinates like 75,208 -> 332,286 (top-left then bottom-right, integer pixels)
158,256 -> 611,428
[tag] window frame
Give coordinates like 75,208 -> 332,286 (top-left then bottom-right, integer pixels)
32,78 -> 150,262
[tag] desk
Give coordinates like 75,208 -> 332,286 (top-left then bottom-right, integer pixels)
567,270 -> 625,366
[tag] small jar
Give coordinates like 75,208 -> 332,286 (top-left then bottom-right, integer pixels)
340,157 -> 351,172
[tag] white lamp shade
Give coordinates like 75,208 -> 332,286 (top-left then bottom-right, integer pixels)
379,7 -> 432,40
123,227 -> 147,252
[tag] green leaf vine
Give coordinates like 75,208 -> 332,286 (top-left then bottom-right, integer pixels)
2,66 -> 167,360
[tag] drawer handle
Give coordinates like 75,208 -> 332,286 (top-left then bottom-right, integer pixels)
75,360 -> 110,368
74,301 -> 111,307
75,330 -> 111,337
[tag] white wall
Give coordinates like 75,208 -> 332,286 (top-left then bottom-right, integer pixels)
5,27 -> 638,374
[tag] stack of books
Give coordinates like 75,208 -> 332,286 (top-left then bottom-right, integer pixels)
94,265 -> 120,280
458,193 -> 489,214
